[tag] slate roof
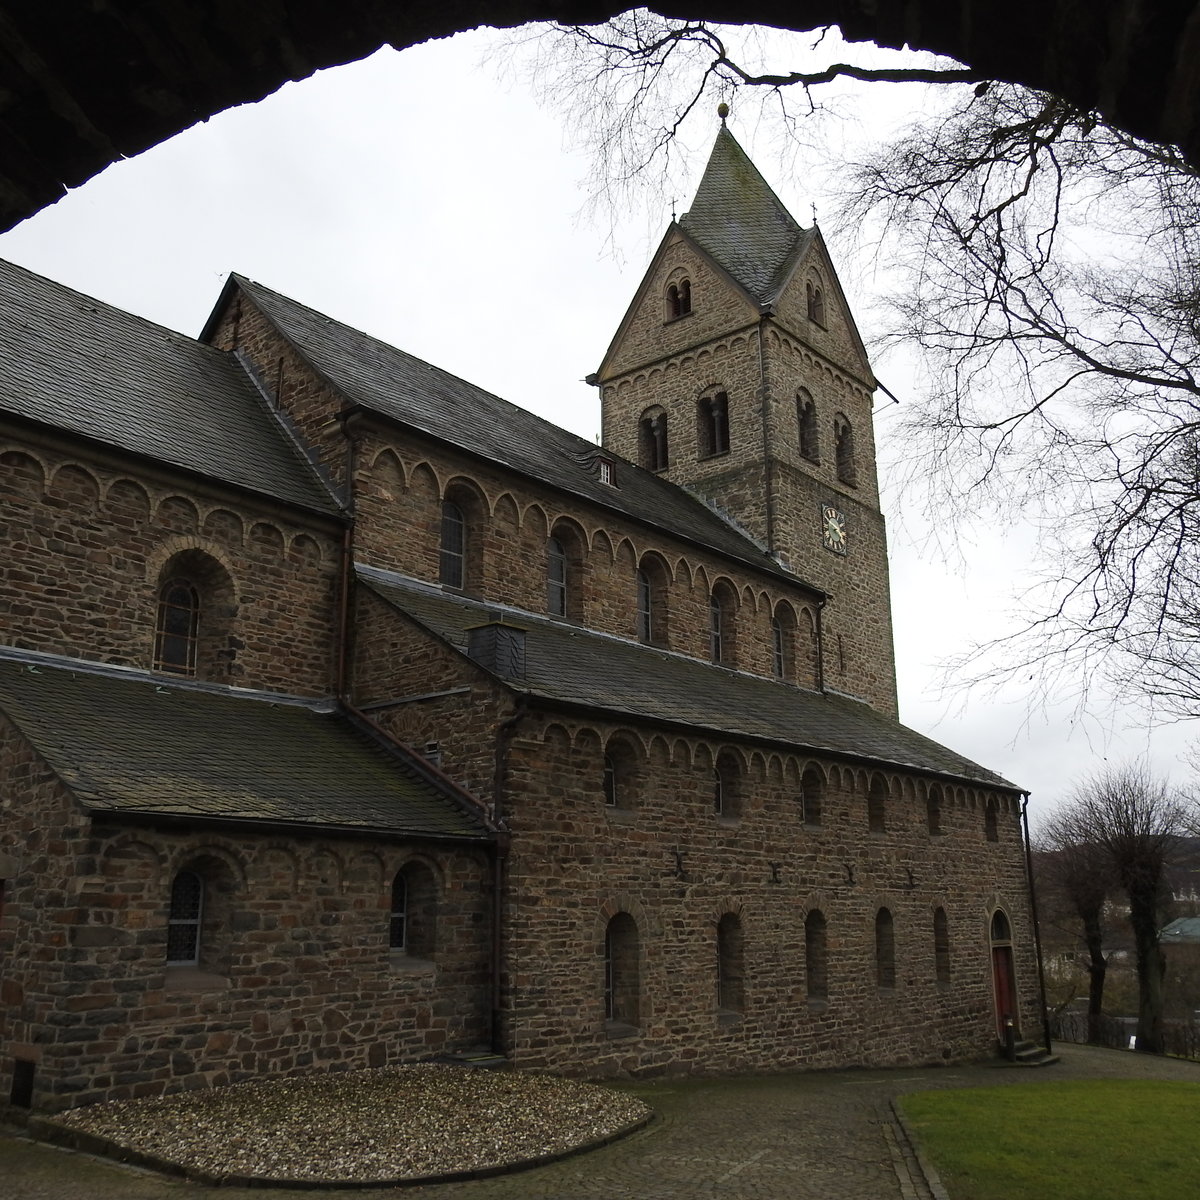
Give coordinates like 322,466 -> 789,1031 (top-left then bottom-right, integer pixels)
679,126 -> 815,307
358,565 -> 1020,791
226,275 -> 808,590
1161,917 -> 1200,944
0,258 -> 336,515
0,652 -> 489,839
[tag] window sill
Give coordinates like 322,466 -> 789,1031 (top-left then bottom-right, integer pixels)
389,952 -> 435,976
716,1009 -> 743,1026
698,450 -> 731,462
163,967 -> 230,993
605,807 -> 636,826
807,998 -> 829,1013
605,1020 -> 641,1040
803,821 -> 823,833
716,815 -> 740,829
663,311 -> 694,325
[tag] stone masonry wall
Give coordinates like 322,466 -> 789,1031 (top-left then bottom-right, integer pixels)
0,714 -> 492,1112
351,428 -> 825,684
499,713 -> 1036,1077
0,433 -> 340,696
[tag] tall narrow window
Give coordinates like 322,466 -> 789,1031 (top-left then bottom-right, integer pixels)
772,602 -> 797,680
603,755 -> 618,807
389,873 -> 408,950
166,870 -> 203,965
439,499 -> 466,588
678,278 -> 691,315
713,751 -> 742,819
868,776 -> 888,833
801,766 -> 823,826
716,913 -> 745,1012
604,913 -> 640,1026
805,910 -> 828,1002
547,535 -> 567,616
635,556 -> 668,647
636,569 -> 653,643
927,785 -> 944,835
710,593 -> 724,663
154,580 -> 200,675
797,390 -> 820,461
709,582 -> 737,666
985,798 -> 999,842
834,415 -> 856,486
698,391 -> 730,457
638,409 -> 669,472
934,908 -> 951,987
875,908 -> 896,990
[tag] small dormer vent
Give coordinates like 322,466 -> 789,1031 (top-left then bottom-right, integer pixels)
466,620 -> 527,679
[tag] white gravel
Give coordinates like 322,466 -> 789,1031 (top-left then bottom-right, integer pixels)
49,1064 -> 651,1184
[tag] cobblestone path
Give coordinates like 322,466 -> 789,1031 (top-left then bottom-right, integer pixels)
4,1046 -> 1199,1200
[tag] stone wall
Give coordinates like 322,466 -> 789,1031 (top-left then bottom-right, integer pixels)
0,713 -> 492,1112
498,713 -> 1037,1076
0,433 -> 340,696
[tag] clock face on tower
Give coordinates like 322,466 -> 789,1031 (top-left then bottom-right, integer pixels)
821,503 -> 847,555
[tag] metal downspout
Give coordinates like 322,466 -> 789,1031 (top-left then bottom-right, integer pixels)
1021,792 -> 1053,1052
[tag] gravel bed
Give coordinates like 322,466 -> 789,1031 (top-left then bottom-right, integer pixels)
48,1065 -> 651,1184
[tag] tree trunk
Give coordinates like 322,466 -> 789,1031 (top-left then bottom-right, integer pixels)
1130,890 -> 1165,1054
1084,912 -> 1107,1044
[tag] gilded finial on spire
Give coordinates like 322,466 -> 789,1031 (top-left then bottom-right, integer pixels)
717,102 -> 729,124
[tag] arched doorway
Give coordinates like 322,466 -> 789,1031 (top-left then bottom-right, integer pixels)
990,909 -> 1019,1039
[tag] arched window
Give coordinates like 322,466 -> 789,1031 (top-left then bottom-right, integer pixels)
991,909 -> 1012,943
635,555 -> 669,646
934,908 -> 951,987
665,278 -> 692,320
152,550 -> 236,681
805,910 -> 828,1002
801,766 -> 823,827
697,390 -> 730,457
713,750 -> 742,819
603,737 -> 639,810
547,521 -> 584,620
985,798 -> 999,842
154,580 -> 200,675
166,870 -> 204,965
604,912 -> 640,1027
797,390 -> 820,461
391,862 -> 438,960
834,414 -> 856,486
875,908 -> 896,990
439,499 -> 466,588
547,535 -> 568,616
772,602 -> 797,680
927,785 -> 944,835
716,913 -> 745,1013
638,408 -> 669,472
868,775 -> 888,834
389,873 -> 408,950
709,581 -> 738,666
806,280 -> 826,325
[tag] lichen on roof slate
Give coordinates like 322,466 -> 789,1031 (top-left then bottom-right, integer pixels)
358,564 -> 1019,792
0,258 -> 336,514
0,655 -> 488,839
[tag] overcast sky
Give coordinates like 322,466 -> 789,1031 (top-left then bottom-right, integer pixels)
2,25 -> 1196,820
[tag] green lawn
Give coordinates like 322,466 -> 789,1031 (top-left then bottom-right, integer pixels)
900,1080 -> 1200,1200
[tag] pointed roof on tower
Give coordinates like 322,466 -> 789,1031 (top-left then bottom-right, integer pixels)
678,124 -> 814,307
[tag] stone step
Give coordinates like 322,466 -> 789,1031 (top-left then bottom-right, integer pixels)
435,1047 -> 512,1070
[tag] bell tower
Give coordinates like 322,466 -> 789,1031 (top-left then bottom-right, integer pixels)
594,120 -> 898,715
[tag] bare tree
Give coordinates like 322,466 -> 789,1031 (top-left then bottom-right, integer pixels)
1054,763 -> 1191,1054
517,19 -> 1200,716
1035,818 -> 1117,1042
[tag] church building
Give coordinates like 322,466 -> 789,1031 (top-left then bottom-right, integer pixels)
0,125 -> 1040,1112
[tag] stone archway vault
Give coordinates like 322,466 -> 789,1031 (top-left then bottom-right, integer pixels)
3,2 -> 1200,234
